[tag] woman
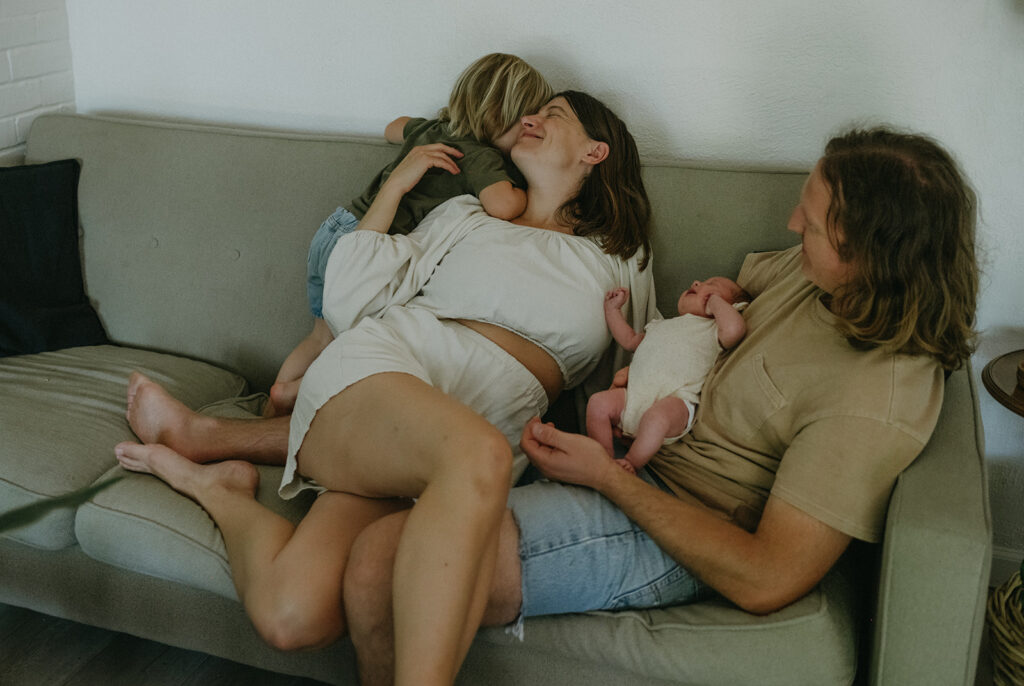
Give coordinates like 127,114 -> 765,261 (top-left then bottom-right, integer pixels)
343,127 -> 979,683
115,91 -> 654,686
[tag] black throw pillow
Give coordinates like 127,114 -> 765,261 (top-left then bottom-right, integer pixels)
0,159 -> 108,356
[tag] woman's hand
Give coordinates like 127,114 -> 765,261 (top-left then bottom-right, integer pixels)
381,143 -> 463,197
519,417 -> 620,491
358,143 -> 464,233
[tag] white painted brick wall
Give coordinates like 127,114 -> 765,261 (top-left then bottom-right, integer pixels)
0,0 -> 75,165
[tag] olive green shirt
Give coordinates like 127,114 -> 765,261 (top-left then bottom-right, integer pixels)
349,117 -> 525,235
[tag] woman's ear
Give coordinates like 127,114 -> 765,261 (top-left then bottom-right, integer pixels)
583,141 -> 610,166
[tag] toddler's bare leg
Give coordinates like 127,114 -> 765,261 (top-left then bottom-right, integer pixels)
585,388 -> 627,458
265,318 -> 334,417
623,397 -> 691,471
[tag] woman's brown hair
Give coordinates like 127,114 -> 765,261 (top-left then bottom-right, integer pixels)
821,127 -> 979,371
556,90 -> 652,270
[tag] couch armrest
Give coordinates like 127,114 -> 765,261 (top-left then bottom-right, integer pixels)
868,364 -> 991,685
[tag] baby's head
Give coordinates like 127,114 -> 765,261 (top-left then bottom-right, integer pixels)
677,277 -> 750,317
439,53 -> 554,153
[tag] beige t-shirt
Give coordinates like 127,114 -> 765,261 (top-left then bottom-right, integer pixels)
647,246 -> 944,542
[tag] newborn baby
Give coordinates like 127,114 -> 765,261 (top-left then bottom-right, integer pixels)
588,277 -> 749,473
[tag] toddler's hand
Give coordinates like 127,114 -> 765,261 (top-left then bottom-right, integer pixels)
604,288 -> 629,312
615,458 -> 637,475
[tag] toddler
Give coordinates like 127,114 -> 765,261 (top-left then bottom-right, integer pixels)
588,277 -> 750,473
266,53 -> 553,416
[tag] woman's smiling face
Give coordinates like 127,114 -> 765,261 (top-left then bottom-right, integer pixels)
511,96 -> 596,171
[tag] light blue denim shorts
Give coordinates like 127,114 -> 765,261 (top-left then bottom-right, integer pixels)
307,206 -> 360,318
508,469 -> 711,618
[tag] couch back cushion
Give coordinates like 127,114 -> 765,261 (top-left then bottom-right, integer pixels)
27,114 -> 803,391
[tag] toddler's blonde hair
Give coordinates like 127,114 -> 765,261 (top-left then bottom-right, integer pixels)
438,53 -> 553,144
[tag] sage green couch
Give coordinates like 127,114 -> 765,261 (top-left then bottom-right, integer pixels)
0,113 -> 990,685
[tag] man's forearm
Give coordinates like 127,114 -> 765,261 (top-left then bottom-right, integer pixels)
593,468 -> 773,611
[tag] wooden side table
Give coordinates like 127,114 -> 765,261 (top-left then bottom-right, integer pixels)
982,349 -> 1024,418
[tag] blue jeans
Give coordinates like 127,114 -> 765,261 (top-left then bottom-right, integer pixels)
508,469 -> 712,617
306,206 -> 360,318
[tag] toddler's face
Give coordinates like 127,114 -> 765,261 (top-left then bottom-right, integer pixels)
677,277 -> 742,316
493,121 -> 524,154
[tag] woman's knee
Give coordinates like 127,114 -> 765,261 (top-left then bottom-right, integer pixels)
247,585 -> 346,652
446,425 -> 514,500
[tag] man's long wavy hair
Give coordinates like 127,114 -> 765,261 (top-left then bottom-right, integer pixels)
821,127 -> 979,371
556,90 -> 652,270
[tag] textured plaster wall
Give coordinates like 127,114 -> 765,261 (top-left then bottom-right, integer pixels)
63,0 -> 1024,575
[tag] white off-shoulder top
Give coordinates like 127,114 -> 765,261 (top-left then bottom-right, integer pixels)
321,195 -> 655,389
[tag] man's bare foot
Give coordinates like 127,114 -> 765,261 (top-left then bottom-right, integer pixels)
115,441 -> 259,502
125,372 -> 217,461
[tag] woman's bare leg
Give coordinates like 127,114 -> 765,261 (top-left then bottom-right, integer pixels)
125,372 -> 289,464
114,441 -> 408,649
297,372 -> 513,686
345,509 -> 524,686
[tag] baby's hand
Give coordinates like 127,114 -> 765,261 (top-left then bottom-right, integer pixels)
615,458 -> 637,475
604,288 -> 629,312
704,292 -> 720,316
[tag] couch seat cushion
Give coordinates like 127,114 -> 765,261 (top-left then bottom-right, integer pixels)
475,555 -> 859,686
0,345 -> 246,550
73,395 -> 316,599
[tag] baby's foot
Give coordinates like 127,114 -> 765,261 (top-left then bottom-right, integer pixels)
615,458 -> 637,475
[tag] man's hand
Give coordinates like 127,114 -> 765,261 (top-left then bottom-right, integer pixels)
520,417 -> 620,490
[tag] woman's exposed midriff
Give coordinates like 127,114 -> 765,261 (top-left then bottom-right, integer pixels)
455,319 -> 563,404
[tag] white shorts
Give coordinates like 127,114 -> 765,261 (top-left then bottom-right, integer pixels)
279,306 -> 549,499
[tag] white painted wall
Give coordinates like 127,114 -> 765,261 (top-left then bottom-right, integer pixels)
59,0 -> 1024,575
0,0 -> 75,164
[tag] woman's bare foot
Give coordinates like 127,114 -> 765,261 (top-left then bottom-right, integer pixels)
115,441 -> 259,502
125,372 -> 217,461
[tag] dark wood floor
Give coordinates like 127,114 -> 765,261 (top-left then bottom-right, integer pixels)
0,603 -> 329,686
